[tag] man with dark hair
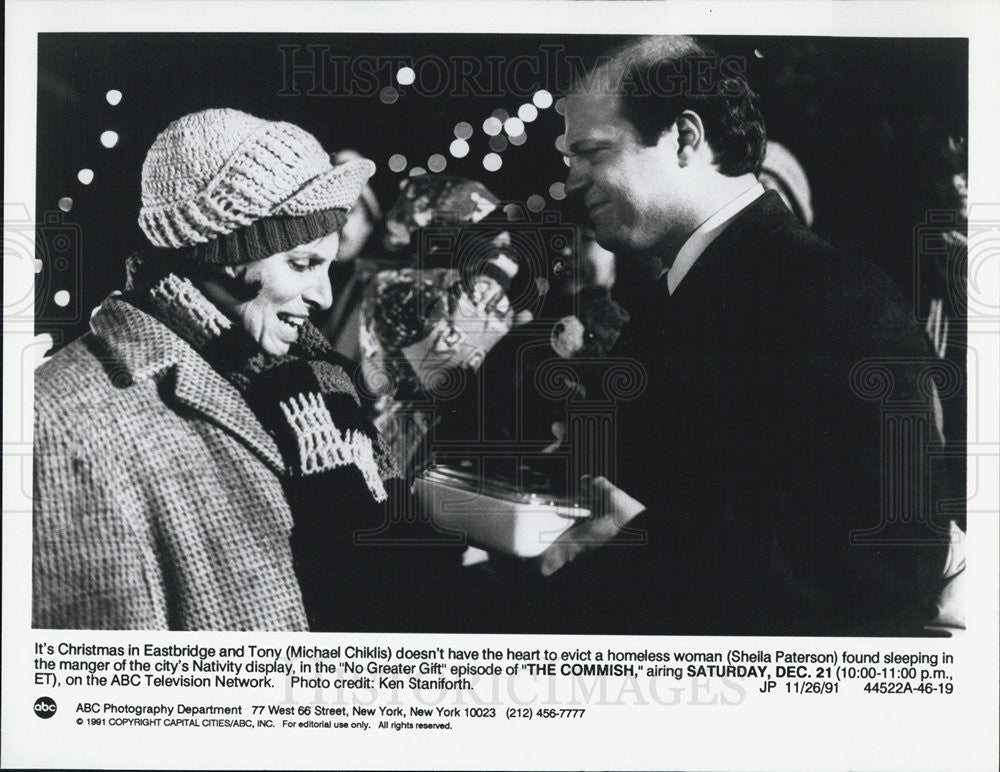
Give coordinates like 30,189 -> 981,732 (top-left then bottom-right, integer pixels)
537,36 -> 953,635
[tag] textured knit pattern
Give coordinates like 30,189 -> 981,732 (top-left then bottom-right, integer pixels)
148,272 -> 232,347
33,298 -> 308,630
169,210 -> 349,266
279,393 -> 388,501
138,108 -> 374,252
309,359 -> 361,407
137,269 -> 399,495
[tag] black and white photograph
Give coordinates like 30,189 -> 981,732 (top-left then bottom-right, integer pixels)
4,2 -> 998,770
28,30 -> 969,636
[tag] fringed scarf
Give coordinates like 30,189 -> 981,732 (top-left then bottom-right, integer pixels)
124,252 -> 416,630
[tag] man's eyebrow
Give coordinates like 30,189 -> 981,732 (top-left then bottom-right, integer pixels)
566,138 -> 608,155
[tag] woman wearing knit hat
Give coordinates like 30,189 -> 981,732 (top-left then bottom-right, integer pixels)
33,108 -> 464,631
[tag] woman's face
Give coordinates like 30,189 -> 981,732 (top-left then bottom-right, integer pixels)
209,232 -> 340,356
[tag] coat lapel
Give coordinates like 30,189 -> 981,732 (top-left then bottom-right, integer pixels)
667,190 -> 795,309
91,297 -> 286,474
170,357 -> 286,474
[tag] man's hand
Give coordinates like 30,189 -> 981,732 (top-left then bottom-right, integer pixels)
537,476 -> 646,577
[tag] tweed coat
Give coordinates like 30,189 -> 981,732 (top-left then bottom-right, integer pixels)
33,296 -> 309,630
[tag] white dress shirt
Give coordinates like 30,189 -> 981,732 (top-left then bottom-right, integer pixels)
662,183 -> 765,295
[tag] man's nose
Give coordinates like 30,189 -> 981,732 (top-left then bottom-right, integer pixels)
304,270 -> 333,312
565,159 -> 588,196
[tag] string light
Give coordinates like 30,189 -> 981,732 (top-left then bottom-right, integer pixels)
482,153 -> 502,172
517,104 -> 538,123
453,121 -> 473,140
532,89 -> 553,109
526,195 -> 545,213
77,169 -> 94,185
503,117 -> 525,137
554,97 -> 567,116
508,132 -> 527,147
427,154 -> 447,172
409,166 -> 427,176
105,89 -> 122,106
388,154 -> 407,172
58,197 -> 73,212
482,117 -> 502,136
100,130 -> 119,148
449,139 -> 469,158
489,134 -> 509,153
54,290 -> 71,307
380,87 -> 399,104
491,108 -> 510,122
396,66 -> 416,86
549,182 -> 566,200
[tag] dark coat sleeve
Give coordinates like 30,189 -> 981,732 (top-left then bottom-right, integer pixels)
742,249 -> 953,634
673,243 -> 951,634
289,474 -> 469,633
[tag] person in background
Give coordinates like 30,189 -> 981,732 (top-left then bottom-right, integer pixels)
916,133 -> 968,633
33,109 -> 463,631
562,227 -> 617,296
320,149 -> 383,364
357,175 -> 526,473
922,134 -> 967,414
758,139 -> 814,226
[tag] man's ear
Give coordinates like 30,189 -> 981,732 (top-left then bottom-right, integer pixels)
675,110 -> 706,166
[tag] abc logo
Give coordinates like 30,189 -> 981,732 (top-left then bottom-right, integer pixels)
34,696 -> 57,719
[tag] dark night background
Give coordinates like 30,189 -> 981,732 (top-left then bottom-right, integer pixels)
34,33 -> 967,346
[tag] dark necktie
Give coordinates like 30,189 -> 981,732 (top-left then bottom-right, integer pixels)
612,270 -> 671,358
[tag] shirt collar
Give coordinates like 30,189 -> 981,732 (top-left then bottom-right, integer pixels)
663,182 -> 765,295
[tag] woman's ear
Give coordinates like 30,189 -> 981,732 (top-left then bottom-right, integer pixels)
200,264 -> 261,304
675,110 -> 707,166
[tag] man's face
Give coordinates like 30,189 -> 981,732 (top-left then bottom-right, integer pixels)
564,92 -> 686,255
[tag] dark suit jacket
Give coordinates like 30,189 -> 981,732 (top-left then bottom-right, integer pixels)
538,191 -> 953,636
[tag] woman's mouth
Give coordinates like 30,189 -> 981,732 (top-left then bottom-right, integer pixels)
277,312 -> 306,333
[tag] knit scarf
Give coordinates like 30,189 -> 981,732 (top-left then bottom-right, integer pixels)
124,253 -> 407,629
127,253 -> 396,488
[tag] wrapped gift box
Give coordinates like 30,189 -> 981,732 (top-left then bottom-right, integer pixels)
414,464 -> 589,558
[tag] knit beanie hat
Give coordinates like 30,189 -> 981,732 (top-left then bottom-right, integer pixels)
333,149 -> 382,221
138,108 -> 376,264
759,140 -> 813,226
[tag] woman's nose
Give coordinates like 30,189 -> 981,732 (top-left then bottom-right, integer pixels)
304,271 -> 333,311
